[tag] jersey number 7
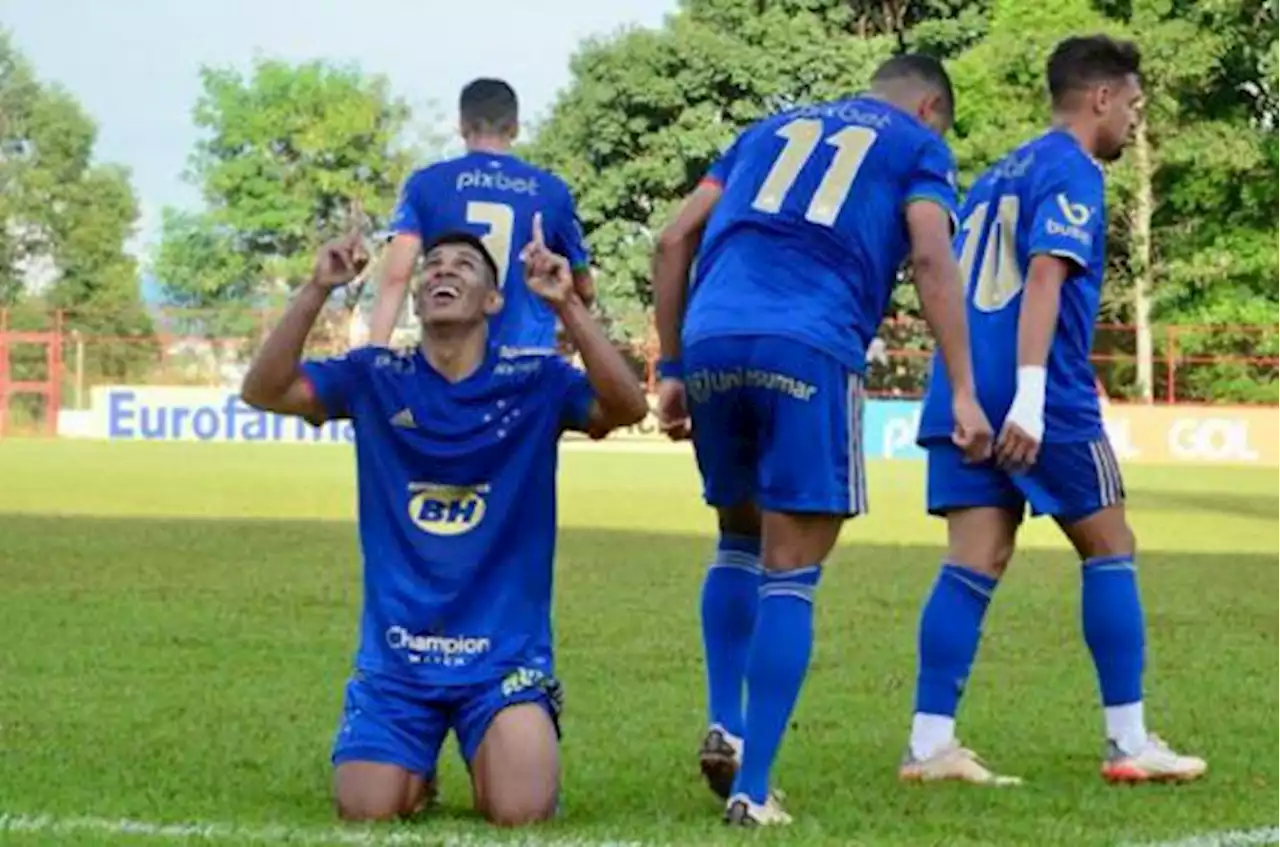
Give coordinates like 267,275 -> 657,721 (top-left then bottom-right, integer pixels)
466,201 -> 515,288
750,119 -> 878,227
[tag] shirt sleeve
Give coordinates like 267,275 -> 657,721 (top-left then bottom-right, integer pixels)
1028,161 -> 1106,272
702,131 -> 745,188
548,185 -> 592,272
904,136 -> 960,233
544,355 -> 597,434
299,351 -> 368,421
388,171 -> 425,236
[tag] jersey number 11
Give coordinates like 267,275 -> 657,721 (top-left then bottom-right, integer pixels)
750,119 -> 878,227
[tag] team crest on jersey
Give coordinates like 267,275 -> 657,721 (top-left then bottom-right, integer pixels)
407,482 -> 490,536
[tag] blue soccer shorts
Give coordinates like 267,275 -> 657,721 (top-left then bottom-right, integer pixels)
684,335 -> 866,517
331,666 -> 564,778
926,436 -> 1126,524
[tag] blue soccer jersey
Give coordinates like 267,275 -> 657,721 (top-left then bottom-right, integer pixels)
390,152 -> 591,350
918,129 -> 1108,444
300,345 -> 595,687
682,97 -> 960,373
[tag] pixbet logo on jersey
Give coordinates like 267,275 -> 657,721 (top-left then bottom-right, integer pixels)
385,626 -> 491,667
407,482 -> 489,536
455,169 -> 539,195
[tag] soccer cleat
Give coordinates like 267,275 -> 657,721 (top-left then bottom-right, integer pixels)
699,726 -> 742,800
1101,735 -> 1207,784
898,740 -> 1023,786
723,793 -> 793,827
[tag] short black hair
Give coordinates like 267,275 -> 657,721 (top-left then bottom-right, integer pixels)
459,78 -> 518,135
422,231 -> 500,287
1047,35 -> 1142,107
870,53 -> 955,121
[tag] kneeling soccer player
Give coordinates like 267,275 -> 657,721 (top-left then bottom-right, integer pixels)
904,35 -> 1205,787
240,217 -> 648,825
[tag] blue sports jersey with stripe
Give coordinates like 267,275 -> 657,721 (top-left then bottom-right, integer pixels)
683,96 -> 959,374
300,344 -> 595,687
917,129 -> 1108,444
680,97 -> 958,516
390,152 -> 590,350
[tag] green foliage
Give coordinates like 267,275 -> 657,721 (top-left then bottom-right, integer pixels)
526,0 -> 1276,400
0,29 -> 152,382
153,58 -> 420,317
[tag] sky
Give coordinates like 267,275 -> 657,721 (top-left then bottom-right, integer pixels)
0,0 -> 679,266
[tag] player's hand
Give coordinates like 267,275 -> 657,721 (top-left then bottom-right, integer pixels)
656,377 -> 691,441
995,420 -> 1041,473
951,393 -> 994,464
311,230 -> 369,289
521,212 -> 575,308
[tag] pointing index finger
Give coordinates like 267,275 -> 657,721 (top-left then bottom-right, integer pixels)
532,212 -> 545,247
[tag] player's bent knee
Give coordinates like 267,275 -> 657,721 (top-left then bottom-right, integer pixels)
482,792 -> 557,828
945,507 -> 1019,577
471,703 -> 559,828
762,510 -> 844,570
333,762 -> 428,823
1060,504 -> 1135,561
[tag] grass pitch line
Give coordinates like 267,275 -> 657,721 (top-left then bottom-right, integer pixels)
1124,827 -> 1279,847
0,813 -> 655,847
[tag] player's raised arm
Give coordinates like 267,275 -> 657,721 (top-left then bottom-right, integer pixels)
550,189 -> 597,309
905,200 -> 992,462
521,214 -> 648,435
241,234 -> 368,424
368,177 -> 426,346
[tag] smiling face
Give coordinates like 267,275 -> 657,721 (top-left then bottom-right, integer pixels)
413,241 -> 502,328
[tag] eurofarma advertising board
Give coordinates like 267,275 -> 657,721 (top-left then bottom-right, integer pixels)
56,385 -> 1279,468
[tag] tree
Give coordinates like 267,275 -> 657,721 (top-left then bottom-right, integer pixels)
524,4 -> 895,339
0,29 -> 150,382
917,0 -> 1278,402
153,58 -> 420,339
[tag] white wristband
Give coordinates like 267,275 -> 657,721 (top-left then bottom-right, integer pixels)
1005,365 -> 1046,441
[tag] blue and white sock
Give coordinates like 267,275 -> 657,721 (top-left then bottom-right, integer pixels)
910,563 -> 999,760
1082,554 -> 1147,755
732,565 -> 822,805
700,533 -> 762,740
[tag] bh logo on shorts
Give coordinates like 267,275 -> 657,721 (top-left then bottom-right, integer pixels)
407,482 -> 489,536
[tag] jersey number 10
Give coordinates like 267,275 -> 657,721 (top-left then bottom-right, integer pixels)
750,119 -> 878,227
957,195 -> 1024,313
466,201 -> 515,288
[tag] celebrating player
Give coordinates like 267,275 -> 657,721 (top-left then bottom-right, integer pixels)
369,78 -> 595,350
904,35 -> 1206,786
652,54 -> 992,825
240,216 -> 647,826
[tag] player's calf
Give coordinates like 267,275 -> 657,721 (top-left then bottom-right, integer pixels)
907,506 -> 1019,772
470,702 -> 560,827
1061,503 -> 1205,782
698,501 -> 762,799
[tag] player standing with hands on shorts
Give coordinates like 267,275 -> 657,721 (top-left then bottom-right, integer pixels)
652,54 -> 992,825
240,215 -> 647,827
903,35 -> 1206,786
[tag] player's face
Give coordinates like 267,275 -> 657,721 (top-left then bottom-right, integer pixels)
415,243 -> 502,326
1094,73 -> 1143,161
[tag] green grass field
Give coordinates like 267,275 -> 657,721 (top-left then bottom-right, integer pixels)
0,439 -> 1276,847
